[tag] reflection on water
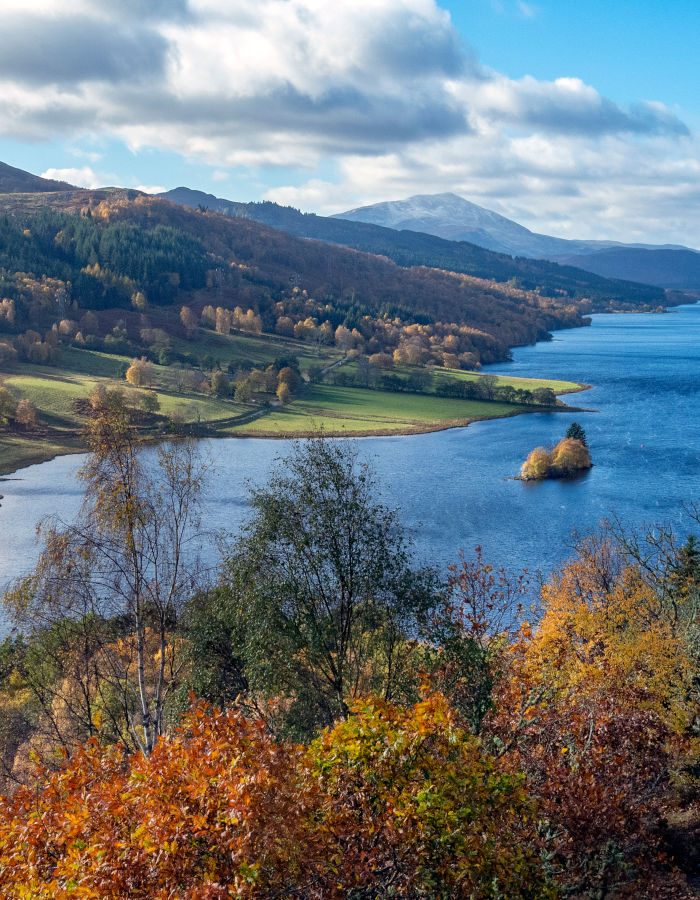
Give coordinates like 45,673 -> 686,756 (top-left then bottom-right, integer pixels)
1,304 -> 698,606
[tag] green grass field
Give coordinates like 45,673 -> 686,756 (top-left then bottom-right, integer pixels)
335,359 -> 584,395
230,384 -> 527,437
0,331 -> 585,474
0,350 -> 255,474
170,328 -> 342,373
431,366 -> 584,394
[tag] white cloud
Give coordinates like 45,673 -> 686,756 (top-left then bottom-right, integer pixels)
135,184 -> 166,194
68,147 -> 104,163
40,166 -> 107,188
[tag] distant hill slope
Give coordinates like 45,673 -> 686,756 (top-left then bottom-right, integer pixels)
158,187 -> 666,310
0,161 -> 75,193
336,192 -> 691,258
0,189 -> 602,367
555,247 -> 700,291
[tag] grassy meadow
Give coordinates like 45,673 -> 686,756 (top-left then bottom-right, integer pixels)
230,383 -> 529,437
0,328 -> 586,475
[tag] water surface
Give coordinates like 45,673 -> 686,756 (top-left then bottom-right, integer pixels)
1,303 -> 698,599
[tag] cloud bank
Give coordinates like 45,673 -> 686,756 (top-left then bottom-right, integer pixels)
0,0 -> 697,243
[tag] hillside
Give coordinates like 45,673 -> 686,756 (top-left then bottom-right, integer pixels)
556,247 -> 700,291
158,187 -> 667,310
0,161 -> 75,194
0,189 -> 591,351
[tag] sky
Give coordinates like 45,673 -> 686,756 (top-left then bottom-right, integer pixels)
0,0 -> 698,246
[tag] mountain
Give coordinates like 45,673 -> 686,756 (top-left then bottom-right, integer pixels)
158,187 -> 666,310
335,193 -> 699,289
0,160 -> 75,194
555,247 -> 700,292
336,192 -> 691,258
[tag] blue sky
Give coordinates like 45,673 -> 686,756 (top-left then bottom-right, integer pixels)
451,1 -> 699,116
0,0 -> 698,245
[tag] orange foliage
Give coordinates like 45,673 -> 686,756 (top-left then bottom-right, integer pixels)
0,706 -> 314,899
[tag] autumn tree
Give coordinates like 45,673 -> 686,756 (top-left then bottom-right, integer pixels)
215,306 -> 232,335
14,399 -> 37,429
275,382 -> 291,404
277,365 -> 300,393
4,395 -> 206,757
179,304 -> 197,335
125,356 -> 154,389
131,290 -> 148,311
0,696 -> 554,899
549,437 -> 592,475
487,533 -> 697,896
0,704 -> 316,899
520,437 -> 591,480
307,694 -> 553,899
0,386 -> 17,424
187,439 -> 439,737
520,445 -> 549,480
201,304 -> 216,328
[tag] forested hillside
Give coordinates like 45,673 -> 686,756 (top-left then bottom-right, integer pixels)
556,246 -> 700,291
161,186 -> 668,310
0,189 -> 589,362
0,188 -> 594,474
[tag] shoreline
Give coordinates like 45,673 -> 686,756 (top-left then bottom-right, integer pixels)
0,385 -> 592,479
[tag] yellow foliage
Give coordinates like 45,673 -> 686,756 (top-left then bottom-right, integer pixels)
523,541 -> 694,731
520,446 -> 549,479
520,437 -> 591,480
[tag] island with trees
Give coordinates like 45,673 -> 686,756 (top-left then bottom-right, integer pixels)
520,422 -> 592,480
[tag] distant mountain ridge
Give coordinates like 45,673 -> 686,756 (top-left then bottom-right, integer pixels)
0,161 -> 75,194
336,192 -> 694,262
556,247 -> 700,292
157,187 -> 667,308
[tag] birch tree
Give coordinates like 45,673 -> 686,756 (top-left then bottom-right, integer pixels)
4,392 -> 205,757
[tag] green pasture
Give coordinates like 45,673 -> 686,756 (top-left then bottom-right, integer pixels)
431,367 -> 584,394
334,359 -> 583,395
171,328 -> 342,374
231,384 -> 524,437
0,433 -> 83,476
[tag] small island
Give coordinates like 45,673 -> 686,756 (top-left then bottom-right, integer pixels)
520,422 -> 592,480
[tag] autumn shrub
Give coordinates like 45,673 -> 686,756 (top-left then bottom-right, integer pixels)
520,445 -> 550,480
0,695 -> 557,899
520,437 -> 591,480
307,693 -> 553,899
548,436 -> 592,476
0,705 -> 317,900
487,535 -> 697,897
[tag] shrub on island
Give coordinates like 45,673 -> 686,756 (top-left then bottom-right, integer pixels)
521,436 -> 592,480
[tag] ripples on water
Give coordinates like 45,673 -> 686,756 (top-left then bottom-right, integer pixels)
1,303 -> 698,600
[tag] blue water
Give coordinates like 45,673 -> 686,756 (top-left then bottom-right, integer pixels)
1,303 -> 698,597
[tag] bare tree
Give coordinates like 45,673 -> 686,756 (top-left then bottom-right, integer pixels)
4,393 -> 206,757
